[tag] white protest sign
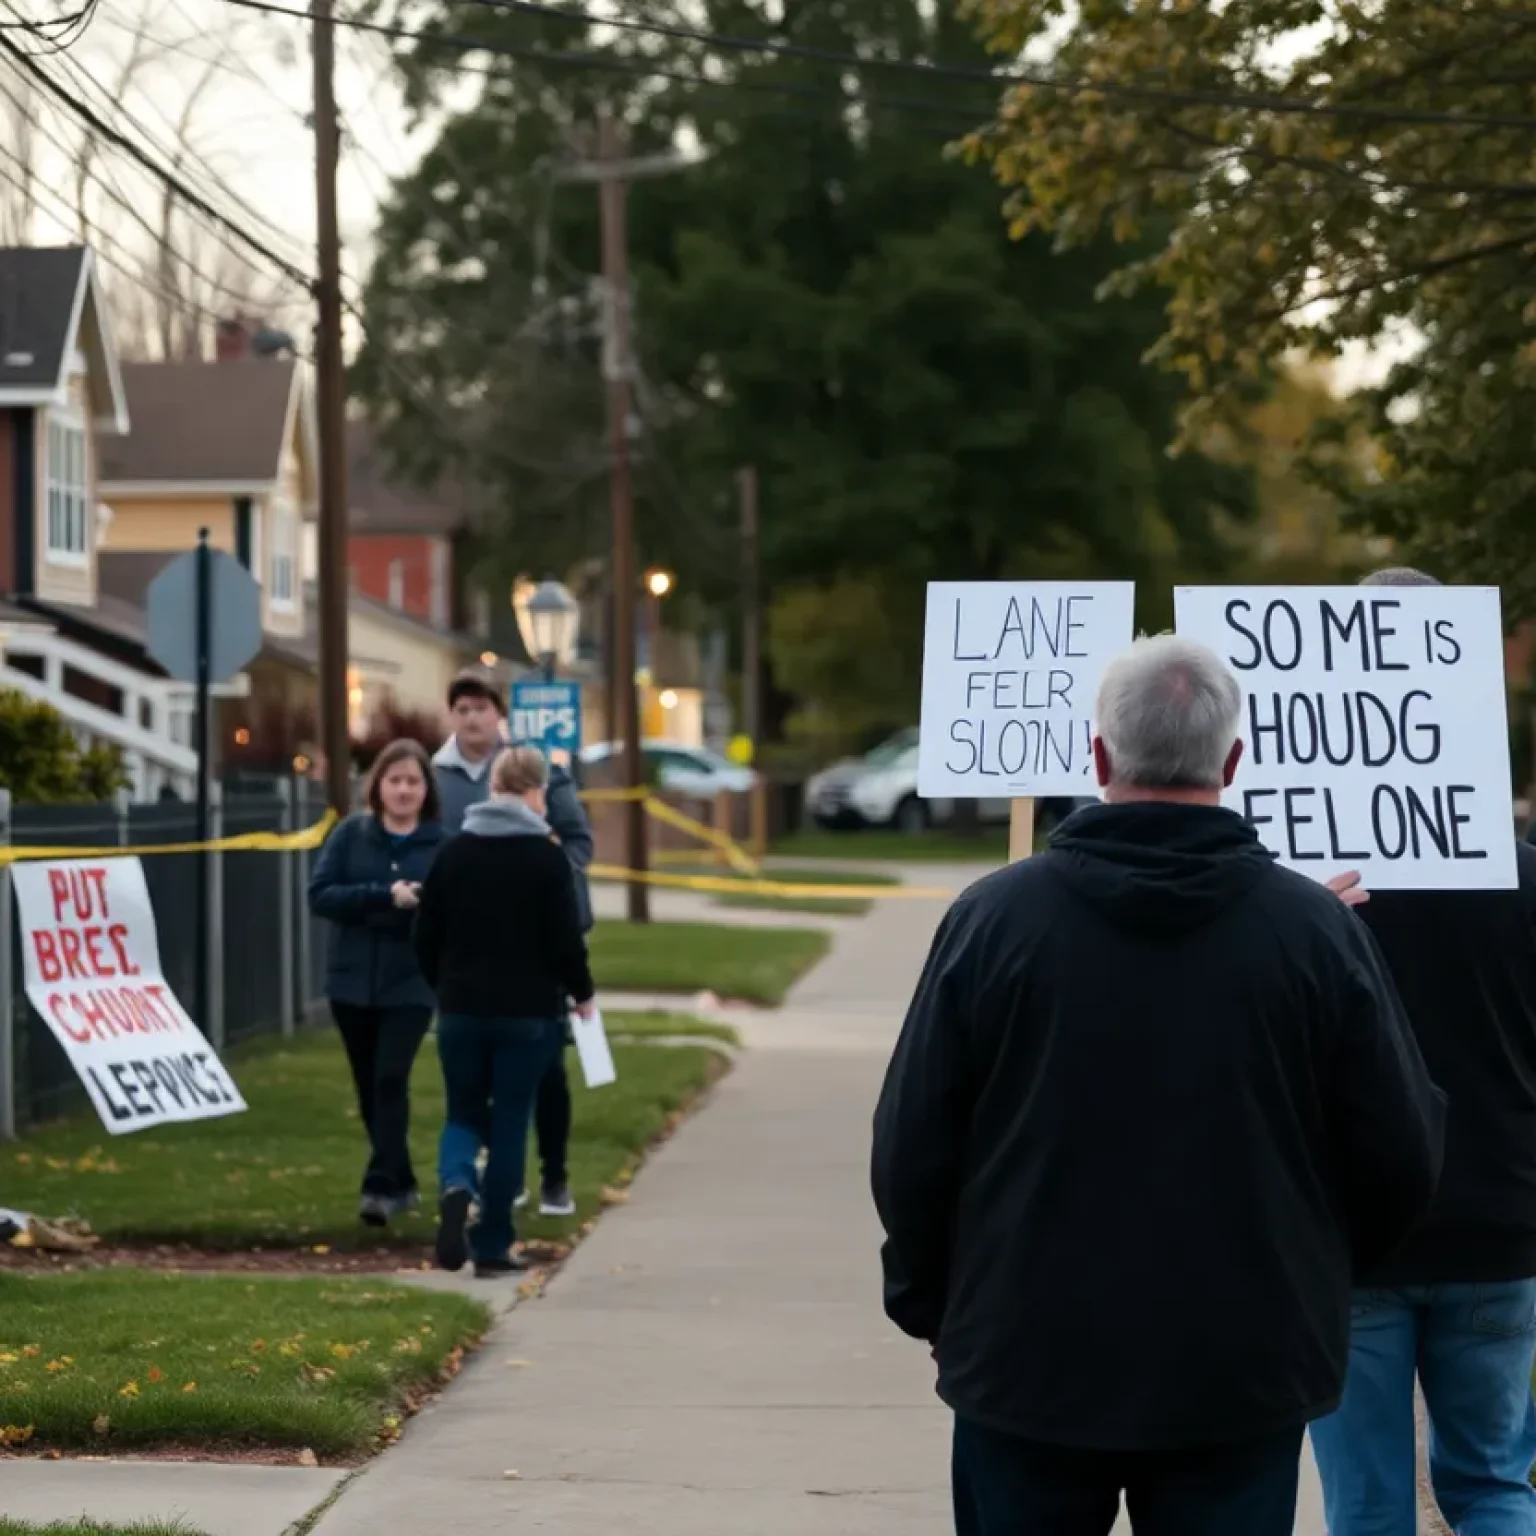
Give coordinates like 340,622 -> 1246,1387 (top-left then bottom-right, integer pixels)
1175,585 -> 1517,890
918,581 -> 1136,798
572,1008 -> 616,1089
12,857 -> 247,1133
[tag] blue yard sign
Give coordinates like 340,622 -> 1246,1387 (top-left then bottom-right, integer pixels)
510,678 -> 582,760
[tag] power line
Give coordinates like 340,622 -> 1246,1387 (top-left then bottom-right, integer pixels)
0,30 -> 315,290
217,0 -> 999,129
458,0 -> 1536,132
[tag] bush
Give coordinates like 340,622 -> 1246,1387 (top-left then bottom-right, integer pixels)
0,688 -> 130,804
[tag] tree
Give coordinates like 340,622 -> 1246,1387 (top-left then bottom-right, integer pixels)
966,0 -> 1536,610
0,690 -> 129,804
357,1 -> 1257,740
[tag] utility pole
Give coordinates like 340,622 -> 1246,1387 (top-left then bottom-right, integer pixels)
738,464 -> 762,754
597,110 -> 649,923
312,0 -> 351,816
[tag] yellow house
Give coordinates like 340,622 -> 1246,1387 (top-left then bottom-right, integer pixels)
96,350 -> 318,641
344,593 -> 484,734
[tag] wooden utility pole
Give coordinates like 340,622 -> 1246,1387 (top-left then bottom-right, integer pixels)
738,464 -> 762,753
597,110 -> 649,923
312,0 -> 351,815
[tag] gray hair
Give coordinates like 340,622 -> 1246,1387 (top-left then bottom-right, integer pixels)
1096,635 -> 1242,791
1361,566 -> 1440,587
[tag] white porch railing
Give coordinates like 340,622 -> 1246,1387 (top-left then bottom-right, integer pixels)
0,624 -> 250,799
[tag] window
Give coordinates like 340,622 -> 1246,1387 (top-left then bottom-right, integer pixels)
46,412 -> 88,562
268,496 -> 295,609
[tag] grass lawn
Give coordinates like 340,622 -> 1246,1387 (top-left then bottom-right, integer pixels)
772,827 -> 1009,862
0,1270 -> 487,1457
589,920 -> 829,1004
0,1527 -> 206,1535
1,1020 -> 721,1252
605,1011 -> 739,1046
696,864 -> 900,917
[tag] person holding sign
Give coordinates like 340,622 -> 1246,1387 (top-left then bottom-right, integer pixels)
307,739 -> 445,1227
414,746 -> 596,1279
872,634 -> 1444,1536
1307,570 -> 1536,1536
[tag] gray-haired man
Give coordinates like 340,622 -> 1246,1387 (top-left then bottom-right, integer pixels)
873,633 -> 1444,1536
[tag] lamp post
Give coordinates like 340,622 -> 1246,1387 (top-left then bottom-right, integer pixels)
642,569 -> 673,733
513,576 -> 582,683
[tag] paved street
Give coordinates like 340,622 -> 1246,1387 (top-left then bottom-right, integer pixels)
312,861 -> 1329,1536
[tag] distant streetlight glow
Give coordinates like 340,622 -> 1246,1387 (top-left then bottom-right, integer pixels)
646,568 -> 674,598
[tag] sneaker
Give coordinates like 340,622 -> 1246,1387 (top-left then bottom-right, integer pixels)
436,1188 -> 473,1273
514,1188 -> 530,1210
386,1189 -> 421,1218
358,1193 -> 389,1228
473,1253 -> 530,1279
539,1183 -> 576,1218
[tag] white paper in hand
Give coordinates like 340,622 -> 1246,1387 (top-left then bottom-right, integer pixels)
572,1008 -> 617,1088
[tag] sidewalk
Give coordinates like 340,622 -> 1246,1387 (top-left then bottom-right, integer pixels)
311,862 -> 1327,1536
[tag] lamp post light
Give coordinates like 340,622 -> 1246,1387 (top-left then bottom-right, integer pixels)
513,575 -> 582,683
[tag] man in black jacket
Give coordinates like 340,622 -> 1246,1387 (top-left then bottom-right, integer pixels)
872,633 -> 1445,1536
1309,569 -> 1536,1536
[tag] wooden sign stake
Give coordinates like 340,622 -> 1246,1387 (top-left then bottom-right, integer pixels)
1009,798 -> 1036,863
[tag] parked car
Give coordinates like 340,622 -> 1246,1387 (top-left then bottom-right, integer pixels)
804,728 -> 918,828
580,740 -> 758,798
807,730 -> 1092,835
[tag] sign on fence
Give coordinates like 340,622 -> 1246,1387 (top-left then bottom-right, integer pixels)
11,857 -> 247,1133
1175,585 -> 1517,890
510,679 -> 582,761
917,581 -> 1136,798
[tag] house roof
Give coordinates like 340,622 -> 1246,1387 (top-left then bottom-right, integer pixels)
98,358 -> 307,493
347,418 -> 470,535
0,246 -> 129,432
97,550 -> 174,609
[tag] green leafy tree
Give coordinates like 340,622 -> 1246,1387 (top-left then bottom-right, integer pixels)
0,690 -> 130,804
357,0 -> 1255,732
966,0 -> 1536,610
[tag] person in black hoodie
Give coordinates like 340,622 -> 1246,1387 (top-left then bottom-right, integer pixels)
413,745 -> 596,1279
308,738 -> 445,1227
1309,568 -> 1536,1536
872,633 -> 1445,1536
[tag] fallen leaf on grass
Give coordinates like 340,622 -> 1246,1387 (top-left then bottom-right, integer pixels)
296,1448 -> 319,1467
182,1382 -> 197,1393
147,1366 -> 164,1384
0,1424 -> 34,1446
599,1187 -> 629,1207
118,1381 -> 139,1398
91,1414 -> 110,1437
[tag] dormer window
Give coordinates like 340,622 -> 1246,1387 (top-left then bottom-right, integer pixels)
46,406 -> 88,564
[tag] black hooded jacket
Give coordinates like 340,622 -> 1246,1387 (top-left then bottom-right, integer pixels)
871,802 -> 1445,1452
1353,841 -> 1536,1285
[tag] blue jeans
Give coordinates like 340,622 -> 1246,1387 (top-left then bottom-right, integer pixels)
1310,1282 -> 1536,1536
953,1417 -> 1303,1535
436,1014 -> 561,1263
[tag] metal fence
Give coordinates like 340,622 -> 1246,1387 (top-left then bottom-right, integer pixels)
0,778 -> 333,1132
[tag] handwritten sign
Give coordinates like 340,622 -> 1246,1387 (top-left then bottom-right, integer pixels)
917,581 -> 1136,798
1175,585 -> 1517,890
12,858 -> 247,1132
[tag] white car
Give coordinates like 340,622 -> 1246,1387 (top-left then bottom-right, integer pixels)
580,740 -> 758,798
811,731 -> 1093,834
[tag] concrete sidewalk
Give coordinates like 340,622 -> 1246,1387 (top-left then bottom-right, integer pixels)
312,861 -> 1327,1536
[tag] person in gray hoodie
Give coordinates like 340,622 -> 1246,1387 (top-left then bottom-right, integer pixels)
432,668 -> 594,1217
414,746 -> 596,1277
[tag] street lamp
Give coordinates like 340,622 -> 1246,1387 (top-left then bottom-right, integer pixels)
512,576 -> 581,682
645,568 -> 674,598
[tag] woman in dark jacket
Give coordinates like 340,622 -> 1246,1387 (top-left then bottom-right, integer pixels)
414,745 -> 596,1278
308,738 -> 444,1226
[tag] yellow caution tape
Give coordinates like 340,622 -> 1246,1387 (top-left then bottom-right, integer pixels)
0,810 -> 340,865
578,786 -> 649,804
587,862 -> 953,900
638,796 -> 761,876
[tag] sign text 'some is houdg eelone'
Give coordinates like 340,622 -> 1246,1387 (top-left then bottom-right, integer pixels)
1175,585 -> 1516,890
